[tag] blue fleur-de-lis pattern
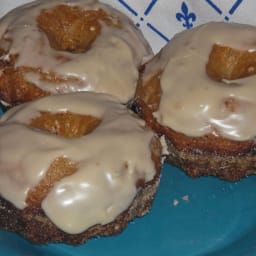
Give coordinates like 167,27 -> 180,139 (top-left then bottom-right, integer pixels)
100,0 -> 250,53
176,2 -> 196,29
0,0 -> 251,53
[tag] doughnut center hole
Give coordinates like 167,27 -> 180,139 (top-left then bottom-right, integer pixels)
206,44 -> 256,81
30,111 -> 101,138
37,5 -> 119,53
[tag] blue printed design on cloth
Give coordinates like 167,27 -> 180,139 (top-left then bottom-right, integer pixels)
115,0 -> 246,45
118,0 -> 169,42
204,0 -> 244,21
176,2 -> 196,29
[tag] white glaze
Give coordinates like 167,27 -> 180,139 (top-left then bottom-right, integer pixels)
142,22 -> 256,141
0,0 -> 152,102
0,92 -> 157,234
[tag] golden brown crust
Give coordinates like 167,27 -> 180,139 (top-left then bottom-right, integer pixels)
0,65 -> 49,105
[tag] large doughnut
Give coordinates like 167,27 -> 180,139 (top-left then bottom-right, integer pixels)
0,92 -> 161,244
0,0 -> 152,106
135,22 -> 256,181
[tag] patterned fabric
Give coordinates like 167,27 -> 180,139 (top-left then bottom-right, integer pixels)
106,0 -> 254,53
0,0 -> 254,53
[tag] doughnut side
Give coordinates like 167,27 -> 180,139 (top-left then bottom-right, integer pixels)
0,135 -> 162,244
164,132 -> 256,181
0,66 -> 50,105
0,169 -> 160,245
0,91 -> 162,244
133,99 -> 256,181
135,22 -> 256,181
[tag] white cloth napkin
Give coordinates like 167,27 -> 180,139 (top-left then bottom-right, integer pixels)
0,0 -> 255,53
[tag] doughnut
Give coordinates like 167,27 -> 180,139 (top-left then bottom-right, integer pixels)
135,22 -> 256,181
0,92 -> 162,244
0,0 -> 152,106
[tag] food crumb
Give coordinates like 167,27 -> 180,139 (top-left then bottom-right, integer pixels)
182,195 -> 189,201
172,195 -> 189,207
173,199 -> 179,206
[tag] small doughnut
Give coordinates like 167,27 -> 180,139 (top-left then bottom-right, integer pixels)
0,92 -> 161,244
0,0 -> 152,106
135,22 -> 256,181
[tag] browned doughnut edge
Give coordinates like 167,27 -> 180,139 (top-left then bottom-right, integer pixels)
133,98 -> 256,181
0,165 -> 160,245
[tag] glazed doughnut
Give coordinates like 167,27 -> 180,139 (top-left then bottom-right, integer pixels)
0,0 -> 152,106
135,22 -> 256,181
0,92 -> 161,244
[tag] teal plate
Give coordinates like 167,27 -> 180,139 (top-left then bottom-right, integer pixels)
0,163 -> 256,256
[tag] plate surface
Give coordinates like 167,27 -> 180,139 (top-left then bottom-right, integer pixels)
0,163 -> 256,256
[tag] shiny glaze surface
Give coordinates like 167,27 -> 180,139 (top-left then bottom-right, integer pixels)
0,0 -> 152,102
0,92 -> 156,234
142,22 -> 256,141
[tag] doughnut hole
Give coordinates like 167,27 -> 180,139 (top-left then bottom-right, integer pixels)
135,70 -> 163,112
26,112 -> 101,207
206,44 -> 256,81
37,5 -> 120,53
29,111 -> 101,138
